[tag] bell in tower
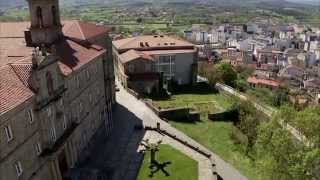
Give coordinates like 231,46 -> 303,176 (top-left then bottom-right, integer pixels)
26,0 -> 63,46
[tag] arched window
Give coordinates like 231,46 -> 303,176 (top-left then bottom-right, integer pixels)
46,72 -> 54,95
36,6 -> 43,28
52,6 -> 58,26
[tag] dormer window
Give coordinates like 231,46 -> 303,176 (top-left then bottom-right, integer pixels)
4,125 -> 13,142
14,161 -> 23,177
36,6 -> 43,28
27,109 -> 34,124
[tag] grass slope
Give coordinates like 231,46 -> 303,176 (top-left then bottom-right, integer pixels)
153,92 -> 263,180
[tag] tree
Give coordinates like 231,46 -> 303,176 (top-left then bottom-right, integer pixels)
255,107 -> 320,180
140,139 -> 162,164
235,65 -> 254,80
216,63 -> 237,87
137,17 -> 143,23
236,100 -> 261,156
198,62 -> 220,87
272,86 -> 289,107
235,78 -> 249,92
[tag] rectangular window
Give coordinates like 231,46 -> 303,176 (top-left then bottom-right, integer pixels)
63,115 -> 67,130
35,142 -> 42,155
76,76 -> 80,88
97,88 -> 100,97
159,56 -> 171,63
95,64 -> 99,74
50,127 -> 56,142
170,55 -> 176,63
47,107 -> 52,117
28,109 -> 34,124
100,111 -> 103,121
79,102 -> 83,113
59,99 -> 63,107
14,161 -> 23,177
89,93 -> 93,105
4,125 -> 13,142
86,70 -> 90,80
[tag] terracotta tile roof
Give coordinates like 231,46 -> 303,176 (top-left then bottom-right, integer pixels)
55,39 -> 106,76
0,21 -> 109,40
0,22 -> 30,38
0,37 -> 33,67
0,21 -> 108,114
0,65 -> 34,115
247,76 -> 280,87
9,61 -> 33,89
119,49 -> 154,64
113,35 -> 195,52
62,20 -> 110,41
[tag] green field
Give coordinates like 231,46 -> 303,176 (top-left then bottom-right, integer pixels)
137,145 -> 198,180
153,92 -> 264,180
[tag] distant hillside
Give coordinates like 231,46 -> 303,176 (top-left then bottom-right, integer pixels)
0,0 -> 317,10
287,0 -> 319,5
0,0 -> 26,9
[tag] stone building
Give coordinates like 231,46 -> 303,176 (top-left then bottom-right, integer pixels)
0,0 -> 115,180
112,35 -> 198,93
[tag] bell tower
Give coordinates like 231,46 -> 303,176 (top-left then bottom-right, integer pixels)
26,0 -> 63,45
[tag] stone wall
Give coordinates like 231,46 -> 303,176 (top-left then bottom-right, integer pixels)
144,99 -> 200,122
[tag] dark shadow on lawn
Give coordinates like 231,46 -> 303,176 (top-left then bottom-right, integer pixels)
169,117 -> 202,124
148,160 -> 172,178
172,82 -> 219,95
148,82 -> 219,101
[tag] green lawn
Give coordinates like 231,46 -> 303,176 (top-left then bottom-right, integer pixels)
153,92 -> 265,180
153,92 -> 234,113
137,145 -> 198,180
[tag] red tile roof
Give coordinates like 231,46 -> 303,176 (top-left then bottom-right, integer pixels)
0,22 -> 30,38
247,76 -> 280,87
0,65 -> 34,115
0,21 -> 108,114
113,35 -> 195,52
119,49 -> 154,64
55,39 -> 106,76
0,21 -> 109,40
62,21 -> 110,41
9,62 -> 33,89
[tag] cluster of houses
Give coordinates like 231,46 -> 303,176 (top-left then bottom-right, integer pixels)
184,22 -> 320,105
